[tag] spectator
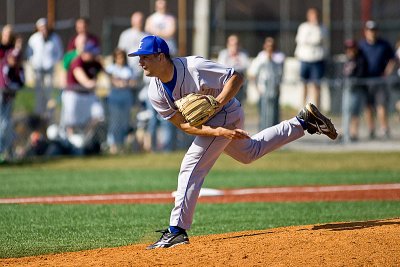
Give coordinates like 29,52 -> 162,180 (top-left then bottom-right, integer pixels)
62,34 -> 87,72
67,17 -> 100,52
136,73 -> 178,153
395,39 -> 400,122
105,48 -> 136,154
342,39 -> 369,141
248,37 -> 285,129
358,20 -> 396,139
26,18 -> 63,122
0,24 -> 16,61
217,34 -> 250,102
145,0 -> 177,56
135,75 -> 154,152
118,11 -> 147,86
61,34 -> 88,91
1,49 -> 24,91
24,115 -> 49,157
144,0 -> 178,152
0,47 -> 25,160
147,103 -> 177,152
295,7 -> 327,108
60,43 -> 105,155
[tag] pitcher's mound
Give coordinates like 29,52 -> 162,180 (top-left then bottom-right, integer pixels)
3,218 -> 400,266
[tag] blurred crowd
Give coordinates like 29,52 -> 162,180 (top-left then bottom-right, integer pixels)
1,3 -> 400,161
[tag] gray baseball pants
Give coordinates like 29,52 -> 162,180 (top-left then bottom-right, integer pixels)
170,99 -> 305,229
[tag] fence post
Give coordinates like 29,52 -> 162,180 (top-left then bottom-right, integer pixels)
341,78 -> 351,143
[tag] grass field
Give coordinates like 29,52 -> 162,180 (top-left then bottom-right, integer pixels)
1,151 -> 400,258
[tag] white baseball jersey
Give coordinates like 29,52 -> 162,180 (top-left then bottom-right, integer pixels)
148,56 -> 234,119
148,56 -> 305,230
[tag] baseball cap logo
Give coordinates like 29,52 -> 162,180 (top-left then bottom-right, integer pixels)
138,41 -> 143,49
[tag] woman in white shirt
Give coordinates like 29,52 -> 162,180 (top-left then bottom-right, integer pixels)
294,8 -> 327,108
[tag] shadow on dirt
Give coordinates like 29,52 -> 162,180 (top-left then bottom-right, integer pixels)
212,231 -> 275,241
312,219 -> 400,231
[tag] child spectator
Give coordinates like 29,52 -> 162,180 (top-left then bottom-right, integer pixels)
105,48 -> 137,154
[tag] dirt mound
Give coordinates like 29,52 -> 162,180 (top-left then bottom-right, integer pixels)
3,218 -> 400,267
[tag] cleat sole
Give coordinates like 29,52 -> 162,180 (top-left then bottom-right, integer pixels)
306,103 -> 338,140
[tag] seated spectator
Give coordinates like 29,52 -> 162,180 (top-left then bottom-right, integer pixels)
45,121 -> 105,156
24,115 -> 49,157
105,48 -> 137,154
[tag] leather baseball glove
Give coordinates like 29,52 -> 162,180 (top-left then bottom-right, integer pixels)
174,93 -> 220,127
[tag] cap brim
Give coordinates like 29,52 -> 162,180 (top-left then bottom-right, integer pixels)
128,50 -> 156,57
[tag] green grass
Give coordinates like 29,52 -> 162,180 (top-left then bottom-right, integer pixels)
0,168 -> 399,198
1,201 -> 400,258
0,151 -> 400,258
1,151 -> 399,197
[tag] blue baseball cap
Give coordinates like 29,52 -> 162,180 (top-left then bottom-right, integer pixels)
128,35 -> 169,57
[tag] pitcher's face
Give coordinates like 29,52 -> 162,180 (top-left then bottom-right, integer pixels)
139,54 -> 161,77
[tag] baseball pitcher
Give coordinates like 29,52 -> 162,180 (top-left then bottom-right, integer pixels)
128,35 -> 337,249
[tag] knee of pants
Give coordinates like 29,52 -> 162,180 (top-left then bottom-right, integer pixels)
225,150 -> 256,164
241,158 -> 255,165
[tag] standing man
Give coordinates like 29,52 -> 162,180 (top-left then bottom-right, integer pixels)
217,34 -> 250,103
118,11 -> 147,81
26,18 -> 63,121
128,35 -> 338,249
145,0 -> 177,56
294,7 -> 327,108
145,0 -> 179,151
358,20 -> 396,139
67,17 -> 100,52
248,37 -> 285,129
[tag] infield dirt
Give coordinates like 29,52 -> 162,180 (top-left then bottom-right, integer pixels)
2,218 -> 400,267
